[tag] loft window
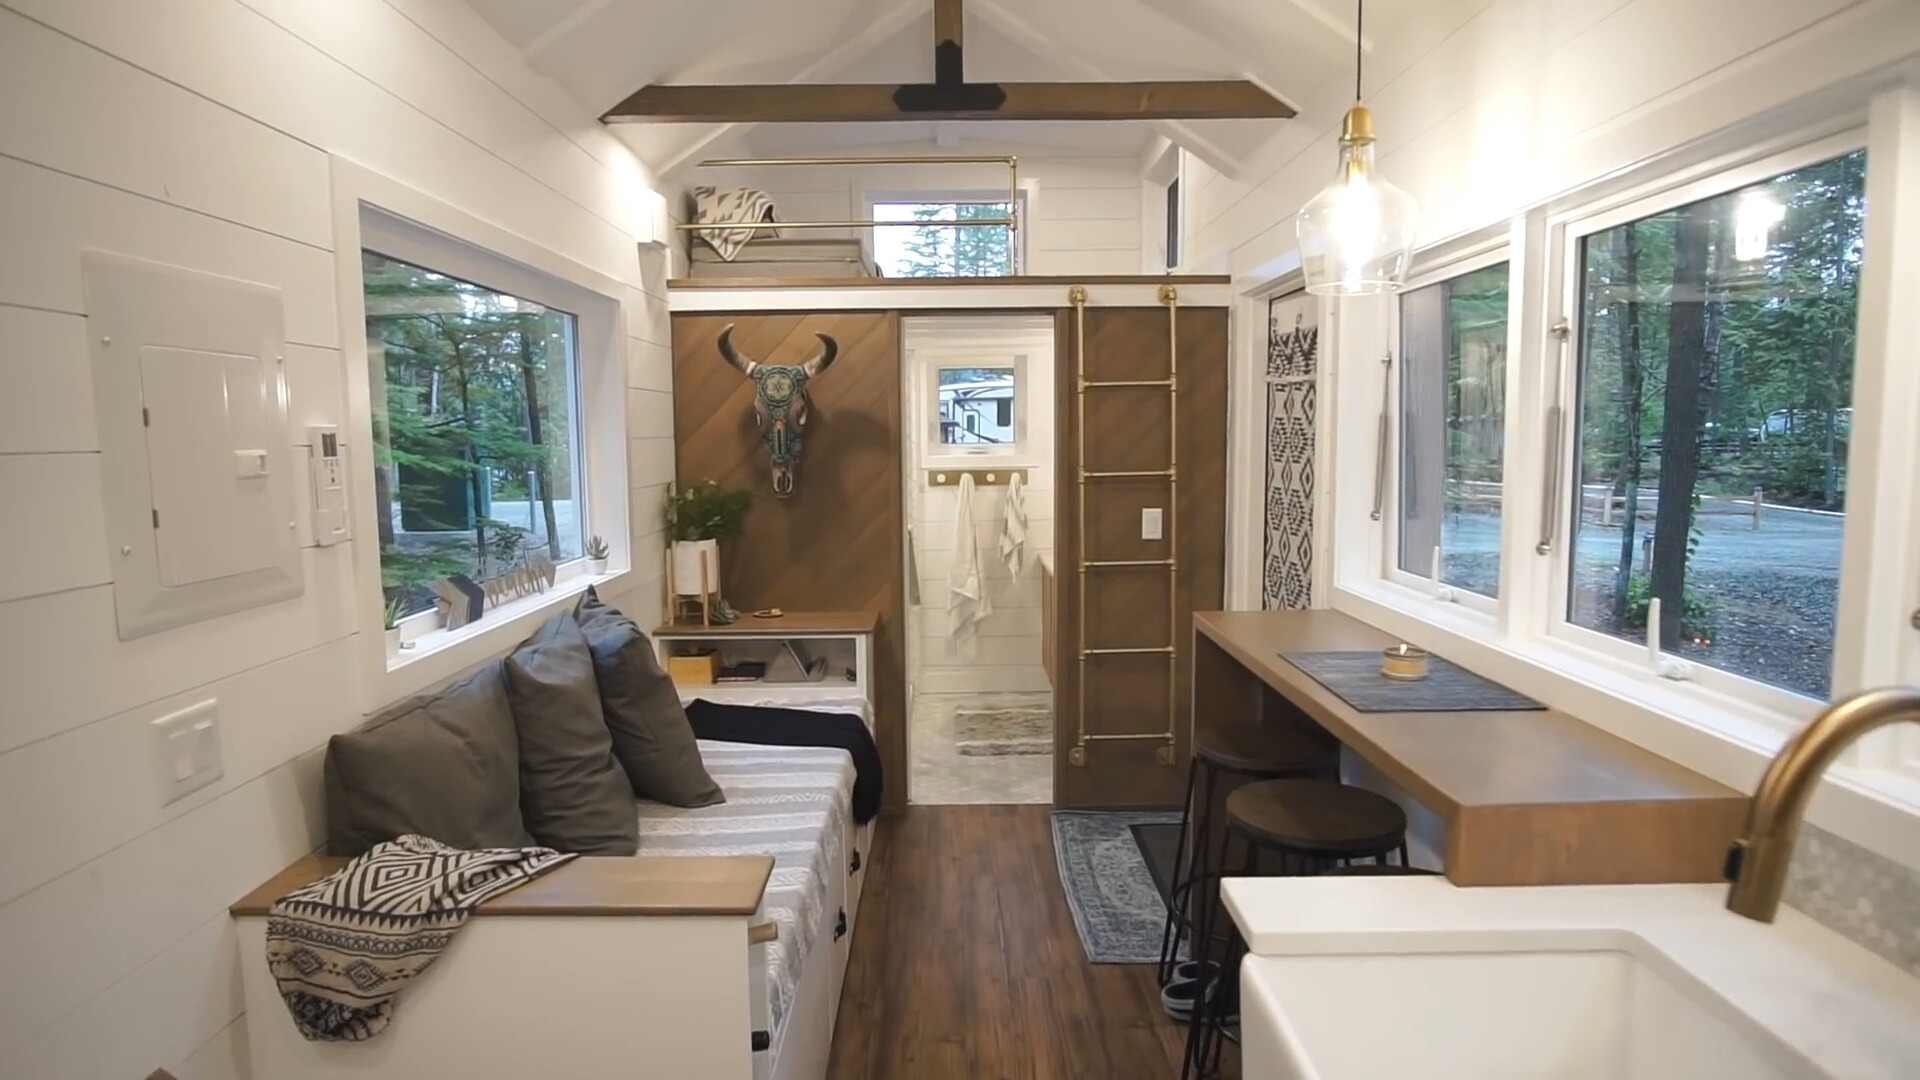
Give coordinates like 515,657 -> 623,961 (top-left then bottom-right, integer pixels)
873,201 -> 1016,277
1565,149 -> 1866,700
363,250 -> 587,620
1397,261 -> 1511,601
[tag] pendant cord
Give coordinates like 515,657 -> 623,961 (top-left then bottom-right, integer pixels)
1355,0 -> 1364,102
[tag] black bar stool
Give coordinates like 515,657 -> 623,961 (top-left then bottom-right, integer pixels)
1156,723 -> 1336,991
1180,778 -> 1410,1080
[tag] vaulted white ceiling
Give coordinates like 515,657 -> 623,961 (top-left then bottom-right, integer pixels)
463,0 -> 1450,178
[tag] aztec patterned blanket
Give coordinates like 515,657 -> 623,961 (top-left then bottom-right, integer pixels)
265,835 -> 574,1041
692,185 -> 779,261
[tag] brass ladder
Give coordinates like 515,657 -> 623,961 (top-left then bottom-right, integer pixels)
1067,284 -> 1180,768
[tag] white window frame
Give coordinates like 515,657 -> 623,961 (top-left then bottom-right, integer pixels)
920,351 -> 1030,462
1385,242 -> 1515,619
331,159 -> 632,713
1537,128 -> 1869,723
1329,83 -> 1920,864
864,185 -> 1034,276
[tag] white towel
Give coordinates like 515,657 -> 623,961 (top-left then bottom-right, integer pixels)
947,474 -> 993,659
999,472 -> 1029,579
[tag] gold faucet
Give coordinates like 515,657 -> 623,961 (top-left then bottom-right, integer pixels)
1725,686 -> 1920,922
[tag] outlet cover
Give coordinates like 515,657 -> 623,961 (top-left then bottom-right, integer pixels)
1141,507 -> 1164,541
151,699 -> 221,804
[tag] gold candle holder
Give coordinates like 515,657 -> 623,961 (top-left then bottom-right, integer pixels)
1382,643 -> 1430,681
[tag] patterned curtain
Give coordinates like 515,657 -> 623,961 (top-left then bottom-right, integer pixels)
1264,293 -> 1318,610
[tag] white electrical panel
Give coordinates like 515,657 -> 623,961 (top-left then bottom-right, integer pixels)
307,424 -> 350,546
83,252 -> 304,640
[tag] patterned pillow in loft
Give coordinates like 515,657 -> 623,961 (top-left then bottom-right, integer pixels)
265,835 -> 574,1041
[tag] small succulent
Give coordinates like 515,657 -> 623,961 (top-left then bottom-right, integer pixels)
381,596 -> 404,631
585,535 -> 611,561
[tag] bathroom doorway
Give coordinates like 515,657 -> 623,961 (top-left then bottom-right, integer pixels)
901,314 -> 1056,804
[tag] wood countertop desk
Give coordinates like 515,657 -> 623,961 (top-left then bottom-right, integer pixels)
1193,610 -> 1749,887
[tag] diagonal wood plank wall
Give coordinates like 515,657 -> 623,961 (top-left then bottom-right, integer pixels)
1053,304 -> 1228,809
670,312 -> 907,808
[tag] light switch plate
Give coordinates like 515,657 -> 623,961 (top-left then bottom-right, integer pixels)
1142,507 -> 1164,541
151,699 -> 222,804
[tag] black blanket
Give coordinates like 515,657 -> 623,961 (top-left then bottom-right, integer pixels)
685,701 -> 883,825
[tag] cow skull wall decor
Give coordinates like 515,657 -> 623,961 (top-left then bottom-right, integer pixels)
716,324 -> 839,498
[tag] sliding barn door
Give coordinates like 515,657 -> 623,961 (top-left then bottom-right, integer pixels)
1053,298 -> 1228,809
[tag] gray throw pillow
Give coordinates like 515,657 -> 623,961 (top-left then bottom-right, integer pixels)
502,611 -> 640,855
324,660 -> 532,856
576,590 -> 725,807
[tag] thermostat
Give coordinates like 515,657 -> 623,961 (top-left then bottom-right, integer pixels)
307,424 -> 350,546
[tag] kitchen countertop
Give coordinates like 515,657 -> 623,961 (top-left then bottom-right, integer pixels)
1223,876 -> 1920,1077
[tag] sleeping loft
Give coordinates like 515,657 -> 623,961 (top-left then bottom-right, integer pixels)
6,1 -> 1920,1079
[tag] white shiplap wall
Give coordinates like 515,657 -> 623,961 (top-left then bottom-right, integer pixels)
904,316 -> 1056,696
0,1 -> 673,1077
1184,0 -> 1920,281
693,143 -> 1146,276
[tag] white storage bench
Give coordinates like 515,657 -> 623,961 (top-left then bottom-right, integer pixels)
231,739 -> 876,1080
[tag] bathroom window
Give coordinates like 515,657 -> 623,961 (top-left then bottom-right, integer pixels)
362,249 -> 588,621
938,366 -> 1017,447
1396,259 -> 1510,603
1562,149 -> 1865,701
873,201 -> 1018,277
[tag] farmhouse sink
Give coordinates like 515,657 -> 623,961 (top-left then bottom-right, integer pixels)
1222,878 -> 1920,1079
1241,934 -> 1816,1079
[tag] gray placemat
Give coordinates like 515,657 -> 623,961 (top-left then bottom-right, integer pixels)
1281,651 -> 1544,713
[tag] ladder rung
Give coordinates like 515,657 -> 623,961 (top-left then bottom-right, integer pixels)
1080,379 -> 1174,389
1079,559 -> 1175,570
1081,469 -> 1174,480
1082,646 -> 1176,657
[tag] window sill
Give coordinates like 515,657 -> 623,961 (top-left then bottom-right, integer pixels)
365,565 -> 631,711
1331,579 -> 1920,874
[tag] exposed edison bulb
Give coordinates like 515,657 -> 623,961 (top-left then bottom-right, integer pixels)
1734,191 -> 1785,262
1298,105 -> 1418,296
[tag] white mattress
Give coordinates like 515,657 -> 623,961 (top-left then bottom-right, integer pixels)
632,741 -> 856,1045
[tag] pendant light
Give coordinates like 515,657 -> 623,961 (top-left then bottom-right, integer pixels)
1297,0 -> 1418,296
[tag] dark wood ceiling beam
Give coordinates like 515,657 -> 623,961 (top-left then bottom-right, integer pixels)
601,80 -> 1295,123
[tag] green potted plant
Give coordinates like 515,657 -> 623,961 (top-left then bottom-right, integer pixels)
382,596 -> 404,656
664,480 -> 751,598
584,534 -> 611,575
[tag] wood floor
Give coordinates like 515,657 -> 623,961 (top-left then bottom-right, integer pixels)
826,805 -> 1233,1080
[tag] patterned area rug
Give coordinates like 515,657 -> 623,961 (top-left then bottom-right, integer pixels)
954,706 -> 1053,756
1050,811 -> 1183,963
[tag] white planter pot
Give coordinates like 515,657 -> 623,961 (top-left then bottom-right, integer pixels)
671,539 -> 720,596
588,557 -> 609,577
385,626 -> 401,656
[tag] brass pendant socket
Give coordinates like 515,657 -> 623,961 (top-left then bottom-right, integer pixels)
1340,104 -> 1376,145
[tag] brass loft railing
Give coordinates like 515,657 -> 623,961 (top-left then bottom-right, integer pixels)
674,155 -> 1021,274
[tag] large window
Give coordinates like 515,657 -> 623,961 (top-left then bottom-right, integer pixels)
1398,261 -> 1510,600
873,201 -> 1016,277
1565,150 -> 1865,700
363,250 -> 586,619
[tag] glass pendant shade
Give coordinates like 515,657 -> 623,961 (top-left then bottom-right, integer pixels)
1298,105 -> 1418,296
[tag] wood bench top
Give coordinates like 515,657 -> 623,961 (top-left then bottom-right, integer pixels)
231,854 -> 774,918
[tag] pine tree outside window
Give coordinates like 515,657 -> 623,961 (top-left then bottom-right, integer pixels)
872,201 -> 1017,277
363,250 -> 587,620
